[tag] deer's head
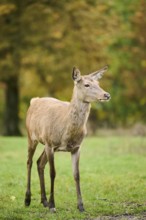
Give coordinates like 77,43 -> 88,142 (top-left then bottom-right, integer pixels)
72,66 -> 111,103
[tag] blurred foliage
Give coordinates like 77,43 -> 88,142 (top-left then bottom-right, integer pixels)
0,0 -> 146,135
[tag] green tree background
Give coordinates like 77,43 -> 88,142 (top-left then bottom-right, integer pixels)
0,0 -> 145,135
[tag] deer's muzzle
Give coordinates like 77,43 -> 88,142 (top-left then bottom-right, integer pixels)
104,93 -> 111,100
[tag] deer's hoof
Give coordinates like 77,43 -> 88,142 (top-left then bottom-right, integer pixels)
78,204 -> 85,212
25,198 -> 31,206
50,207 -> 56,213
42,200 -> 49,207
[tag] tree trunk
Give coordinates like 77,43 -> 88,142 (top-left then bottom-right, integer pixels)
4,76 -> 21,136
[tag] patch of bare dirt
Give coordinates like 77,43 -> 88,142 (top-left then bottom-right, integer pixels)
93,212 -> 146,220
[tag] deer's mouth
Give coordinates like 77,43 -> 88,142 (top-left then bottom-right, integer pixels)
98,99 -> 106,102
98,97 -> 111,102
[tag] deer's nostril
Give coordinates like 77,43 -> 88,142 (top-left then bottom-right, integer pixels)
104,93 -> 110,99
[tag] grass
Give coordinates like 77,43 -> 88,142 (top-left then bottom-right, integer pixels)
0,136 -> 146,220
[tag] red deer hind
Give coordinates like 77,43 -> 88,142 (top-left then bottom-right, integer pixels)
24,66 -> 111,212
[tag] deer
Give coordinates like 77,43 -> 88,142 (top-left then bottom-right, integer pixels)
24,66 -> 111,213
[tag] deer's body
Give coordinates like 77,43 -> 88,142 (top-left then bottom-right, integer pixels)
27,96 -> 90,152
25,66 -> 110,212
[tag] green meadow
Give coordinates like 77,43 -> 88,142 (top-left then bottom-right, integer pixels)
0,136 -> 146,220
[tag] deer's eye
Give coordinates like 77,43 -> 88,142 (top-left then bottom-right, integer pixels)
84,84 -> 90,87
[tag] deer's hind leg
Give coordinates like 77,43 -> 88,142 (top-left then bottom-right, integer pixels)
25,139 -> 38,206
45,145 -> 56,213
37,150 -> 48,207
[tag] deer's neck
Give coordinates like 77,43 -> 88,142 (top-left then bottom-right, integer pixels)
69,89 -> 91,128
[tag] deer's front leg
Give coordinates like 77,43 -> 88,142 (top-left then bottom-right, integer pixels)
71,149 -> 84,212
45,145 -> 56,213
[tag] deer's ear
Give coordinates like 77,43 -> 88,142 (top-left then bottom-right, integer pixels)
90,65 -> 108,80
72,67 -> 81,82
